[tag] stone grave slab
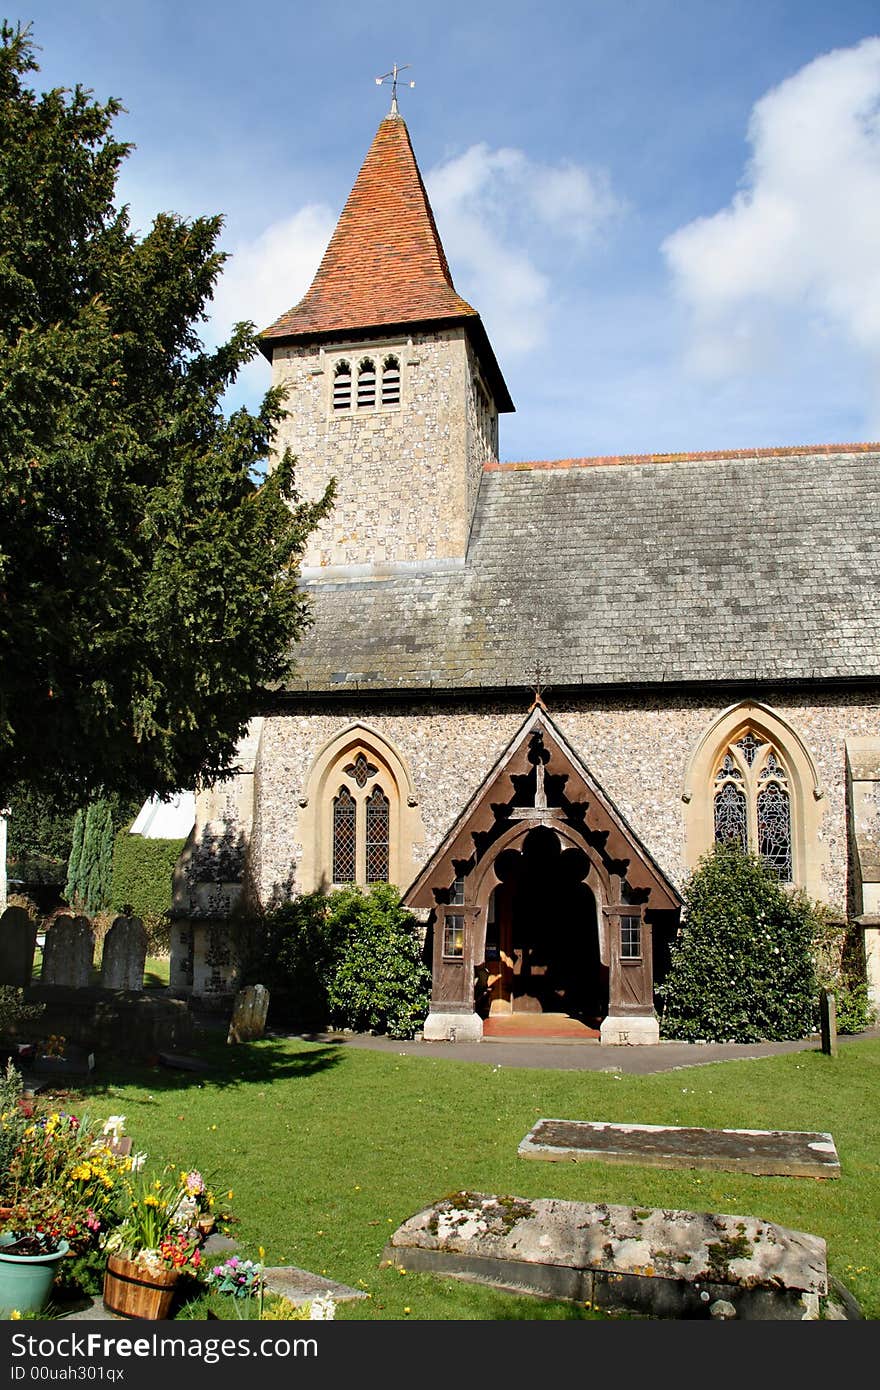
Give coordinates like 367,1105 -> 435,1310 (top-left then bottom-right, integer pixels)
227,983 -> 270,1044
383,1192 -> 830,1320
263,1267 -> 367,1307
518,1118 -> 840,1179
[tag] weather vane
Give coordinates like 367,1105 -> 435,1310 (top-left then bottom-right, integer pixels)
375,63 -> 415,116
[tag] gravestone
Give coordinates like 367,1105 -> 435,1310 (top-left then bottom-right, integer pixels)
518,1117 -> 841,1179
0,906 -> 37,986
384,1192 -> 832,1320
100,916 -> 148,990
227,984 -> 269,1044
819,989 -> 838,1057
41,916 -> 95,988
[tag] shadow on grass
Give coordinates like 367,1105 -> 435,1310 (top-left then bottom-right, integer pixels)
45,1036 -> 346,1101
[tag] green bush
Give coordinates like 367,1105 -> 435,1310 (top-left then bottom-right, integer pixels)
812,915 -> 876,1034
826,979 -> 876,1035
110,833 -> 186,919
658,843 -> 819,1043
250,885 -> 431,1039
325,885 -> 432,1039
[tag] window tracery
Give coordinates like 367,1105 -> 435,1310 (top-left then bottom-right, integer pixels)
713,732 -> 792,879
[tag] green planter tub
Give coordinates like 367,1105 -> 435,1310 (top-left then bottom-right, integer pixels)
0,1234 -> 70,1317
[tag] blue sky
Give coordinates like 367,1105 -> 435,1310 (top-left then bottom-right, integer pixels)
17,0 -> 880,459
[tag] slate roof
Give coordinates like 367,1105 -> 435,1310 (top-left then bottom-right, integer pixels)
259,115 -> 513,411
284,445 -> 880,694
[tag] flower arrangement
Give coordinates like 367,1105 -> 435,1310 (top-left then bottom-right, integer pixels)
202,1255 -> 265,1299
1,1103 -> 135,1253
103,1170 -> 204,1276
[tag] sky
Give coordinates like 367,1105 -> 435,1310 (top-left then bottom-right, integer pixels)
15,0 -> 880,460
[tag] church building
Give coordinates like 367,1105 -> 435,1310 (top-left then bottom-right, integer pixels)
170,107 -> 880,1043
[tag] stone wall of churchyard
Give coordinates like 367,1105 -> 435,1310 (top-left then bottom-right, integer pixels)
269,328 -> 476,570
248,689 -> 880,914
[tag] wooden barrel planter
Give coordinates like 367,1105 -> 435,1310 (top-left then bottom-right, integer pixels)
103,1255 -> 178,1319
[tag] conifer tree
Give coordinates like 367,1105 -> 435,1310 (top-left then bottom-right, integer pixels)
64,809 -> 85,906
0,24 -> 333,804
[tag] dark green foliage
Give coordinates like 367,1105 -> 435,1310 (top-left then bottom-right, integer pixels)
658,844 -> 819,1043
812,917 -> 876,1034
251,885 -> 431,1039
111,832 -> 186,918
5,784 -> 76,884
0,24 -> 332,805
66,798 -> 115,913
63,809 -> 85,905
325,885 -> 432,1039
827,980 -> 875,1035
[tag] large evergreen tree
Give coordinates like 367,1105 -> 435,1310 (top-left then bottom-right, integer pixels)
0,24 -> 332,804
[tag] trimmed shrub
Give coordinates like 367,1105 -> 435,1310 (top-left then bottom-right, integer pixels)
325,885 -> 432,1039
110,832 -> 186,919
658,843 -> 819,1043
249,884 -> 431,1039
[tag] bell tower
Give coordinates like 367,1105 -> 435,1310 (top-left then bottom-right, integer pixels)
260,112 -> 513,574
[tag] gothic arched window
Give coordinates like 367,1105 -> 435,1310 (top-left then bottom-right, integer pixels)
332,787 -> 357,883
365,786 -> 390,883
333,359 -> 351,411
326,748 -> 393,886
713,733 -> 792,880
357,358 -> 376,409
381,355 -> 400,406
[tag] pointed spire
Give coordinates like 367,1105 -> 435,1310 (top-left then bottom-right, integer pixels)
261,115 -> 479,346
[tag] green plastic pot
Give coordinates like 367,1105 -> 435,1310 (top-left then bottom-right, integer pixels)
0,1233 -> 70,1317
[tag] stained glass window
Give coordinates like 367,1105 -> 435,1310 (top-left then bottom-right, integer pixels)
735,732 -> 761,766
713,733 -> 792,880
344,752 -> 378,788
757,782 -> 792,880
714,781 -> 748,851
365,786 -> 389,883
332,787 -> 356,883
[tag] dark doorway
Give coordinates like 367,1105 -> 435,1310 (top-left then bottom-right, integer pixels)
479,827 -> 607,1027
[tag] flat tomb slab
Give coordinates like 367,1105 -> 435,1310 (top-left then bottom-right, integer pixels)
518,1118 -> 840,1178
383,1192 -> 829,1320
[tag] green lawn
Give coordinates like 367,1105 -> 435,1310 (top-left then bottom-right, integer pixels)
69,1035 -> 879,1320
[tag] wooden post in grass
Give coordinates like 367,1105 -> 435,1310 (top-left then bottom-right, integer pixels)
820,988 -> 838,1057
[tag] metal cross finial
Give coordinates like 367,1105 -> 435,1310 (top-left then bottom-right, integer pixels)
529,662 -> 550,711
375,63 -> 415,116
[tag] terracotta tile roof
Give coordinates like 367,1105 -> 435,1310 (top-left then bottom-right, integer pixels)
261,115 -> 478,344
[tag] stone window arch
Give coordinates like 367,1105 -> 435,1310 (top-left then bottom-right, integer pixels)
332,359 -> 351,411
381,355 -> 401,407
683,702 -> 825,898
357,358 -> 376,409
296,724 -> 425,893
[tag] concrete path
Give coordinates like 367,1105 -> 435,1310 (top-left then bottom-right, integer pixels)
296,1025 -> 880,1075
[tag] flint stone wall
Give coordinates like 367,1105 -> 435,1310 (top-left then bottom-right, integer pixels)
248,689 -> 880,912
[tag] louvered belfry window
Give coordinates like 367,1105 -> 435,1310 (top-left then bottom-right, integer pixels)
332,787 -> 357,883
381,355 -> 401,406
365,786 -> 390,883
333,360 -> 352,411
357,358 -> 376,408
713,734 -> 792,880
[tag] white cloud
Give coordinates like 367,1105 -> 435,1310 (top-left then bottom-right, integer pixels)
426,144 -> 621,356
663,37 -> 880,402
205,204 -> 336,403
